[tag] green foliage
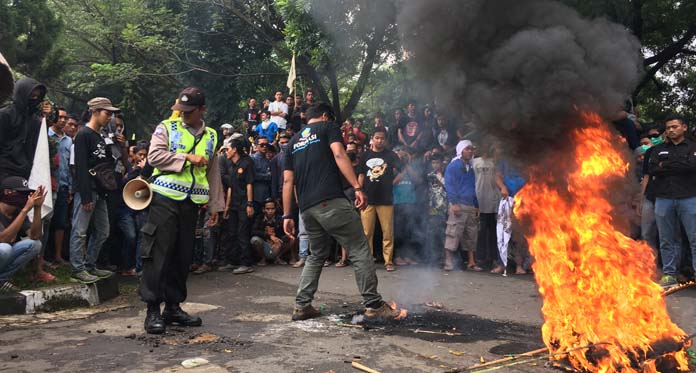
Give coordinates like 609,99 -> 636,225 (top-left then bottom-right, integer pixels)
0,0 -> 62,75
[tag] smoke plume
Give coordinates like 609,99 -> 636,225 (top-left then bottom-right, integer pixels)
397,0 -> 643,158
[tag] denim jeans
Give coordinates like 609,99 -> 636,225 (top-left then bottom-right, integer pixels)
298,213 -> 310,259
69,192 -> 110,273
641,199 -> 659,253
654,197 -> 696,276
116,209 -> 145,271
0,240 -> 41,282
296,198 -> 382,309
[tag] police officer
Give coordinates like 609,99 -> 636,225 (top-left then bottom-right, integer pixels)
140,87 -> 224,334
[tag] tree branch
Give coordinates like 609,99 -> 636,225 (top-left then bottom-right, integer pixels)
341,26 -> 386,120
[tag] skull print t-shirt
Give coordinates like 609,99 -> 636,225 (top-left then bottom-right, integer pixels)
358,148 -> 402,205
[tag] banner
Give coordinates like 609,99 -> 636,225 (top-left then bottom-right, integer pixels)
28,117 -> 54,221
286,53 -> 296,95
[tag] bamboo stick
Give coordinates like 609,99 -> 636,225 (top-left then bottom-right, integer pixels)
411,328 -> 462,336
351,361 -> 381,373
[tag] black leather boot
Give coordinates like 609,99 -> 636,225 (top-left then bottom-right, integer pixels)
162,303 -> 202,326
144,304 -> 165,334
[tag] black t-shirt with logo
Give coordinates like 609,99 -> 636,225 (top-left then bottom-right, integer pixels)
359,148 -> 402,205
285,121 -> 346,211
228,155 -> 255,211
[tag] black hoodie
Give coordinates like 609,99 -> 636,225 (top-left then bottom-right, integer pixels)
0,77 -> 46,180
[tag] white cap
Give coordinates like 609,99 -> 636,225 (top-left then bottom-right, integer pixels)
220,123 -> 233,130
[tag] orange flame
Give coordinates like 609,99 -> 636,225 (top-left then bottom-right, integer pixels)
389,301 -> 408,320
515,112 -> 690,372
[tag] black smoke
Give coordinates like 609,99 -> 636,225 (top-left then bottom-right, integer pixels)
397,0 -> 643,158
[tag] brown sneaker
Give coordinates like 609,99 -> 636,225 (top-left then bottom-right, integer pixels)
364,302 -> 402,319
291,305 -> 321,321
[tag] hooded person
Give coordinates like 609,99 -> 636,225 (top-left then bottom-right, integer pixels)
0,78 -> 47,181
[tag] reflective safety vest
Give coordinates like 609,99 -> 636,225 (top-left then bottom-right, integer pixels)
151,119 -> 217,204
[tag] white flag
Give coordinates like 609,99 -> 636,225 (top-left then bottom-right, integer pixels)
0,51 -> 13,103
28,117 -> 54,221
286,53 -> 296,95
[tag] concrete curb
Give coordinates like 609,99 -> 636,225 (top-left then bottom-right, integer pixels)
0,275 -> 120,315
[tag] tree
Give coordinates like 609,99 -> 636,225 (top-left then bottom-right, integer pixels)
211,0 -> 400,123
563,0 -> 696,122
0,0 -> 62,80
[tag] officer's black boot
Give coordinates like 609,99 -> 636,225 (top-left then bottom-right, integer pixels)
162,303 -> 202,327
144,303 -> 166,334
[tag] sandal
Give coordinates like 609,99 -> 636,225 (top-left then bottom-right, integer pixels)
469,265 -> 484,272
443,263 -> 453,271
515,268 -> 527,275
335,260 -> 347,267
292,259 -> 305,268
385,264 -> 396,272
490,266 -> 505,274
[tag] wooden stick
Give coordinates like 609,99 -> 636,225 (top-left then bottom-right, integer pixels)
412,328 -> 462,336
662,281 -> 696,296
461,347 -> 548,370
337,323 -> 364,329
351,361 -> 381,373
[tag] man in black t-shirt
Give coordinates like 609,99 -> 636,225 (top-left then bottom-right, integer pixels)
69,97 -> 119,284
283,103 -> 402,321
242,98 -> 260,130
358,127 -> 401,271
220,139 -> 256,274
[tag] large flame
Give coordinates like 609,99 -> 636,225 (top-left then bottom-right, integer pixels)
515,112 -> 690,372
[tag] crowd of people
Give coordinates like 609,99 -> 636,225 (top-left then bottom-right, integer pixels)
0,79 -> 694,298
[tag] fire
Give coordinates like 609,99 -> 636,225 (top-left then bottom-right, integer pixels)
389,301 -> 408,320
515,112 -> 691,372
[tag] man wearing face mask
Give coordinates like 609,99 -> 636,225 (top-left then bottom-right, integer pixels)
0,177 -> 46,291
270,133 -> 292,201
0,77 -> 47,181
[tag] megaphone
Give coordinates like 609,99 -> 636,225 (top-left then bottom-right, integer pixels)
123,177 -> 153,210
0,52 -> 13,104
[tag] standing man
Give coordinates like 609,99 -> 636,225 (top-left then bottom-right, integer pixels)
283,102 -> 401,320
0,77 -> 46,182
443,140 -> 479,271
48,107 -> 72,266
252,137 -> 273,216
242,97 -> 260,131
648,116 -> 696,287
358,128 -> 401,271
269,91 -> 288,131
219,139 -> 255,274
70,98 -> 119,283
140,87 -> 224,334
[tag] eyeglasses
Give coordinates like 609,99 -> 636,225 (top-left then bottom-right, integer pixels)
258,143 -> 269,148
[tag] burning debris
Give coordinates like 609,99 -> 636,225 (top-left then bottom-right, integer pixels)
397,0 -> 691,371
515,113 -> 691,372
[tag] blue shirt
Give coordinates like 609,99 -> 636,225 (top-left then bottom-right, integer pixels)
496,160 -> 526,197
393,170 -> 417,205
48,128 -> 73,189
445,158 -> 478,207
255,121 -> 278,142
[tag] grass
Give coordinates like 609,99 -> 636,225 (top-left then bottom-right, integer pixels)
8,264 -> 75,291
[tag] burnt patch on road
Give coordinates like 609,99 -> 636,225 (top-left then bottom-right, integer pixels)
339,304 -> 542,345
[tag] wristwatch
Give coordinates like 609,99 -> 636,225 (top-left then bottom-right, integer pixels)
282,214 -> 293,220
354,187 -> 363,192
246,201 -> 254,207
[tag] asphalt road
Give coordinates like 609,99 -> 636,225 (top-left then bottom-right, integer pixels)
1,265 -> 694,373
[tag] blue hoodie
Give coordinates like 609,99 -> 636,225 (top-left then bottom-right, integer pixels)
444,158 -> 478,207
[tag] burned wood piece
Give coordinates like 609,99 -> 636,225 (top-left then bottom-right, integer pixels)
662,281 -> 696,296
457,347 -> 548,371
